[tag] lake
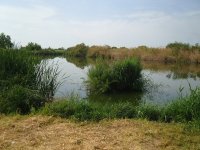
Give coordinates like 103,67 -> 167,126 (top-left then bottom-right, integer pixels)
43,57 -> 200,105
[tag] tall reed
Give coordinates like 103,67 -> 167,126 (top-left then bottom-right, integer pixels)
87,58 -> 143,93
0,50 -> 62,114
35,60 -> 62,102
0,49 -> 37,88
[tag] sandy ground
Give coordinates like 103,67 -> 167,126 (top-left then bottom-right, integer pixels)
0,115 -> 199,150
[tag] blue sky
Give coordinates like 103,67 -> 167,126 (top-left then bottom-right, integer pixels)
0,0 -> 200,48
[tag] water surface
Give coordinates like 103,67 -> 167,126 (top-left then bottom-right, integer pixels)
44,57 -> 200,105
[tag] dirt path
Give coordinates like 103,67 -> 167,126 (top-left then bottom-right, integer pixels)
0,115 -> 199,150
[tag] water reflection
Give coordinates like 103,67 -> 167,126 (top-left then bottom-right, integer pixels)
66,57 -> 88,69
43,57 -> 200,105
88,92 -> 143,105
143,62 -> 200,79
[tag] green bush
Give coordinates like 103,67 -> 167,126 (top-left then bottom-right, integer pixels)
66,43 -> 88,57
24,42 -> 42,51
87,58 -> 143,93
0,85 -> 44,114
166,42 -> 190,51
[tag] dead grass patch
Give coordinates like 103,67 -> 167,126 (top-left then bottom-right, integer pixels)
0,115 -> 199,150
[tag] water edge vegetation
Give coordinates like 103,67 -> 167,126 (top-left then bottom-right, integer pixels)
0,33 -> 200,135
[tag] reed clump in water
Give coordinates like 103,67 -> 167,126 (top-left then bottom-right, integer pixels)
87,58 -> 144,94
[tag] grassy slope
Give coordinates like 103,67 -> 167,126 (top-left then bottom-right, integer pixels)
0,115 -> 199,150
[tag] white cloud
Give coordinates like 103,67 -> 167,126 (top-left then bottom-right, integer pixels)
0,4 -> 199,48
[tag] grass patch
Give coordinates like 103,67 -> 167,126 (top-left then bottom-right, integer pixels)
36,88 -> 200,130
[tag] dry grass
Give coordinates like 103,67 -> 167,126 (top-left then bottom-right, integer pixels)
0,115 -> 200,150
87,46 -> 200,64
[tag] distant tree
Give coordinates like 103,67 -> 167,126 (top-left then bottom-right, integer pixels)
66,43 -> 88,57
0,33 -> 14,49
137,45 -> 148,50
166,42 -> 190,51
25,42 -> 42,51
191,43 -> 200,52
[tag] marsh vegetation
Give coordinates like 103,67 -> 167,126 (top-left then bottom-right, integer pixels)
0,33 -> 200,132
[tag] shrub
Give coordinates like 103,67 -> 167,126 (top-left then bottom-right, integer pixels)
166,42 -> 190,51
25,42 -> 42,51
0,85 -> 44,114
66,43 -> 88,57
87,58 -> 143,93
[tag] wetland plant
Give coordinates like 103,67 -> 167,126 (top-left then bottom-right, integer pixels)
35,60 -> 62,102
87,58 -> 144,93
0,50 -> 62,114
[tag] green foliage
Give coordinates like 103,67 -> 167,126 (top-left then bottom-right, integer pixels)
38,87 -> 200,125
66,57 -> 88,69
137,105 -> 161,121
164,88 -> 200,122
32,49 -> 65,56
0,85 -> 44,114
166,42 -> 200,55
66,43 -> 88,57
0,50 -> 37,86
166,42 -> 190,51
191,43 -> 200,52
25,42 -> 42,51
87,58 -> 143,93
35,60 -> 62,102
0,33 -> 14,49
111,59 -> 143,91
39,100 -> 104,121
114,102 -> 137,119
0,50 -> 61,115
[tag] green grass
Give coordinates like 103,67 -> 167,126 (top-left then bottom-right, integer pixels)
36,88 -> 200,131
87,58 -> 144,93
164,88 -> 200,122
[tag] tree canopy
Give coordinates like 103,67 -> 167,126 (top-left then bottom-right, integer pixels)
25,42 -> 42,51
0,33 -> 14,49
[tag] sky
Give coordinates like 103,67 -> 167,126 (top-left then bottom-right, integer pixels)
0,0 -> 200,48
